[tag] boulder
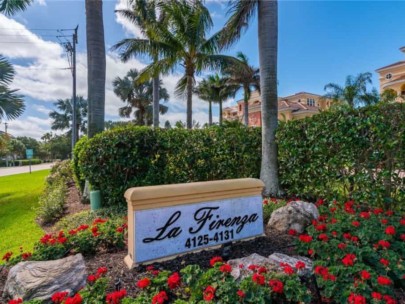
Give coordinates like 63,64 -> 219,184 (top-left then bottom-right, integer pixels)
227,253 -> 278,280
267,201 -> 319,233
4,254 -> 87,302
268,252 -> 313,277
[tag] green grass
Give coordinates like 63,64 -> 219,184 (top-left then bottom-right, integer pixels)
0,170 -> 49,261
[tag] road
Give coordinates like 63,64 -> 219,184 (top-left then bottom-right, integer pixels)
0,163 -> 55,177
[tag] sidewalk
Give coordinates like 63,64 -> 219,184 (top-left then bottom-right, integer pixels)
0,163 -> 55,177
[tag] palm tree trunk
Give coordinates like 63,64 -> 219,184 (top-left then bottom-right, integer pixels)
258,0 -> 280,196
152,74 -> 159,128
186,74 -> 193,129
219,101 -> 223,125
208,100 -> 212,126
86,0 -> 106,138
244,89 -> 249,126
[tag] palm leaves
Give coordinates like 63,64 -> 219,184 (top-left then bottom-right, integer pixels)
113,69 -> 169,126
0,0 -> 32,15
0,56 -> 25,122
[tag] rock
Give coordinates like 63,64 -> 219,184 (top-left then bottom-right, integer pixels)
268,252 -> 313,277
227,253 -> 278,280
4,254 -> 87,302
267,201 -> 319,233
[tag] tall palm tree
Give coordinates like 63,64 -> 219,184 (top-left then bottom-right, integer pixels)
49,97 -> 88,140
0,56 -> 25,122
114,0 -> 165,128
116,0 -> 237,129
219,0 -> 280,196
194,78 -> 214,126
86,0 -> 106,138
0,0 -> 31,15
113,69 -> 169,126
224,52 -> 260,126
323,72 -> 374,108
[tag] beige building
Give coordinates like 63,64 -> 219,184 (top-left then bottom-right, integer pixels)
376,46 -> 405,102
223,91 -> 330,126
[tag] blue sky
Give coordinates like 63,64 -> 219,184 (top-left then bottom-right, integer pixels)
2,0 -> 405,139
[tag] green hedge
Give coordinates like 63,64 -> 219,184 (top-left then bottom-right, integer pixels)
0,159 -> 42,167
277,103 -> 404,207
72,136 -> 88,192
76,126 -> 261,206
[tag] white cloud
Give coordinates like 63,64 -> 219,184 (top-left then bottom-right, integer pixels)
114,0 -> 144,38
33,105 -> 51,115
35,0 -> 46,6
7,117 -> 59,139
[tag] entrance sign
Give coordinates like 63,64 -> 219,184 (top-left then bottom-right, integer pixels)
26,149 -> 33,159
124,178 -> 264,268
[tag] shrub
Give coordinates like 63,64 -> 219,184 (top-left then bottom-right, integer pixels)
72,136 -> 88,192
78,126 -> 261,206
277,103 -> 404,208
262,198 -> 287,224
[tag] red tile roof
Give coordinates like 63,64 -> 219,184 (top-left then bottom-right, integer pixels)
376,61 -> 405,72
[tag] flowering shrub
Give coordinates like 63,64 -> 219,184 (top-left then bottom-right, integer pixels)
262,198 -> 287,223
295,199 -> 405,303
3,217 -> 127,264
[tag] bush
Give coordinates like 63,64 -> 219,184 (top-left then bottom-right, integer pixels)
0,159 -> 41,167
78,126 -> 261,206
262,198 -> 287,223
72,136 -> 88,192
277,103 -> 404,208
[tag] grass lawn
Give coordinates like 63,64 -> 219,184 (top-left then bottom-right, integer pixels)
0,169 -> 49,261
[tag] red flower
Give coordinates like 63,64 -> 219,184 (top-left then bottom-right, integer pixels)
237,290 -> 245,298
258,266 -> 267,274
331,231 -> 338,237
400,218 -> 405,225
316,198 -> 324,206
360,212 -> 370,219
381,219 -> 388,225
51,290 -> 68,303
314,266 -> 328,276
136,278 -> 151,289
288,229 -> 297,236
352,221 -> 360,227
351,236 -> 359,243
385,226 -> 396,235
377,276 -> 392,285
295,261 -> 306,270
57,237 -> 67,244
383,295 -> 397,304
299,234 -> 312,243
248,264 -> 258,271
92,218 -> 108,225
338,243 -> 347,250
282,264 -> 295,275
2,251 -> 13,262
152,291 -> 168,304
330,218 -> 337,224
209,256 -> 223,267
385,210 -> 394,216
342,254 -> 356,267
65,294 -> 82,304
106,289 -> 127,304
8,299 -> 23,304
318,233 -> 329,242
69,229 -> 77,235
371,292 -> 382,300
373,208 -> 383,215
97,267 -> 107,276
269,279 -> 284,294
308,249 -> 314,256
219,263 -> 232,274
380,258 -> 389,267
360,270 -> 371,280
330,207 -> 337,213
262,198 -> 268,205
167,272 -> 181,289
377,240 -> 391,249
203,286 -> 216,302
315,224 -> 327,231
252,273 -> 265,285
116,227 -> 124,233
87,275 -> 98,283
401,234 -> 405,241
348,293 -> 366,304
40,234 -> 52,244
91,226 -> 99,237
343,233 -> 352,240
77,224 -> 89,231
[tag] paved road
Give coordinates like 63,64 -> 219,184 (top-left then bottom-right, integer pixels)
0,163 -> 55,177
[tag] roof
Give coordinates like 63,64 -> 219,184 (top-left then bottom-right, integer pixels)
376,61 -> 405,72
283,92 -> 321,99
278,100 -> 320,113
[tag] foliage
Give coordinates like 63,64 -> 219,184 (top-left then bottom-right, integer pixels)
277,103 -> 405,209
7,138 -> 25,159
72,136 -> 88,192
41,132 -> 71,160
0,170 -> 48,263
294,199 -> 405,303
0,159 -> 42,167
77,125 -> 261,206
262,198 -> 287,224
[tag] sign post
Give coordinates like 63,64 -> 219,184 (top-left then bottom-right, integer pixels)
25,149 -> 33,174
124,178 -> 264,269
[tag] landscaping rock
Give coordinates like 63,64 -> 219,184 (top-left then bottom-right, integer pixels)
227,253 -> 279,280
267,201 -> 319,233
3,254 -> 87,302
268,252 -> 313,277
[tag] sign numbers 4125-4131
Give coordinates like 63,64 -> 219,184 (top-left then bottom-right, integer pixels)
185,229 -> 235,249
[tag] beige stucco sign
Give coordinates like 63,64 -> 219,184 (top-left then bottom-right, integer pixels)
124,178 -> 264,269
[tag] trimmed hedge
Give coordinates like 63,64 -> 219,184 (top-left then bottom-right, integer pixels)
0,159 -> 42,167
75,126 -> 261,206
277,103 -> 404,207
74,103 -> 404,208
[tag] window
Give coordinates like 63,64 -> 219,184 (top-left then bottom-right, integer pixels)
238,104 -> 242,111
385,73 -> 392,80
307,98 -> 315,106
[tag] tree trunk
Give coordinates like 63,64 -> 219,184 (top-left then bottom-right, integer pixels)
258,0 -> 280,196
243,88 -> 249,126
86,0 -> 106,138
186,74 -> 193,129
152,75 -> 159,128
208,100 -> 212,126
219,101 -> 223,126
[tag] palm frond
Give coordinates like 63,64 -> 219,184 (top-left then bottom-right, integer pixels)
0,0 -> 32,15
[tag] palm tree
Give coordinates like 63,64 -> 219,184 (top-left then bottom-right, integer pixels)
224,52 -> 260,126
49,97 -> 88,140
219,0 -> 280,196
113,69 -> 169,126
194,78 -> 214,126
116,0 -> 237,129
0,0 -> 31,15
0,56 -> 25,122
85,0 -> 106,138
323,72 -> 374,108
114,0 -> 164,128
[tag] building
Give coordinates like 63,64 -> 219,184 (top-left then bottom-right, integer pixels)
376,46 -> 405,102
223,91 -> 331,126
